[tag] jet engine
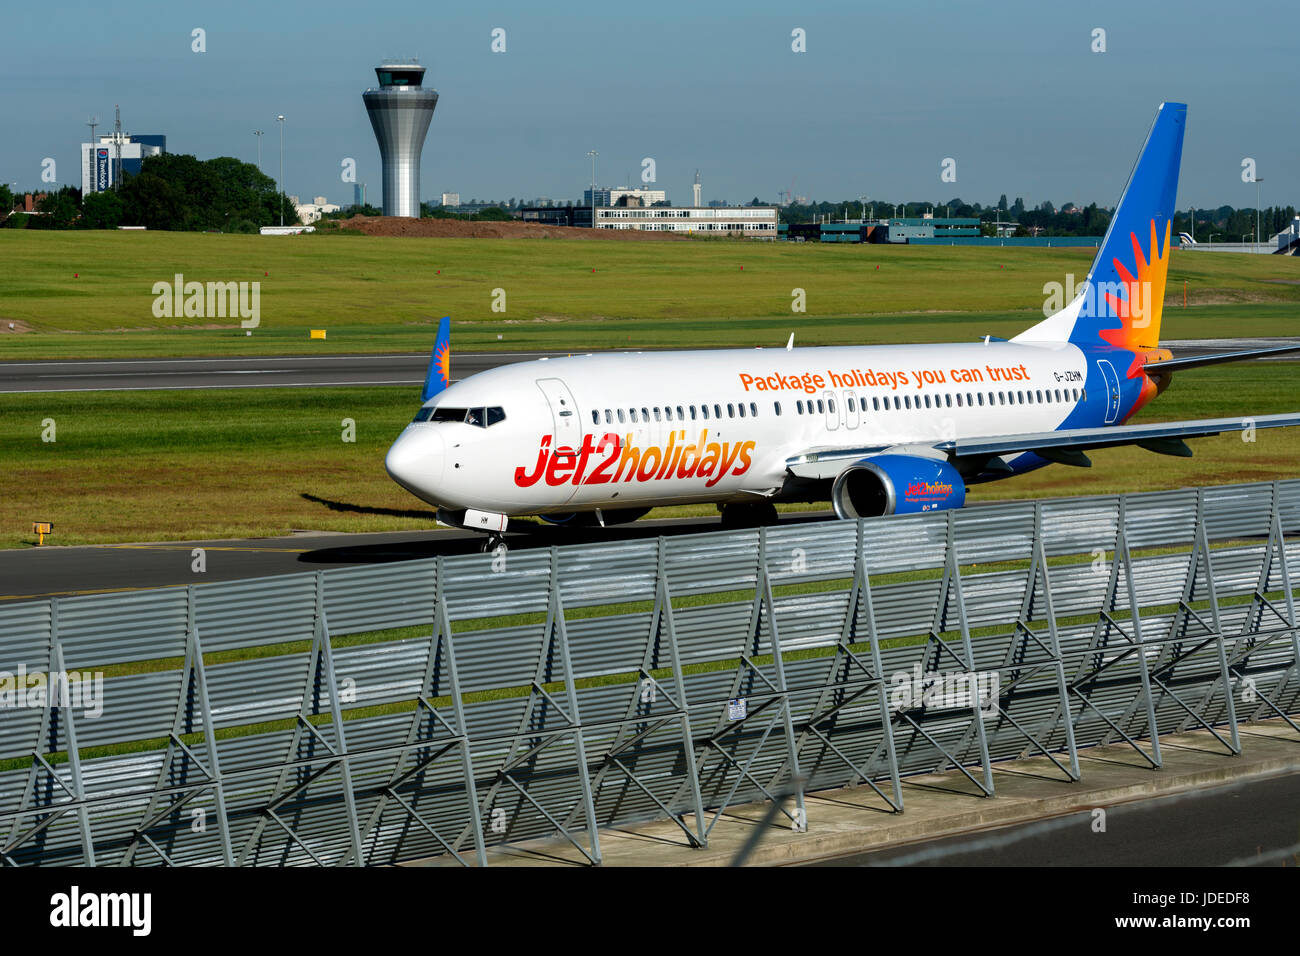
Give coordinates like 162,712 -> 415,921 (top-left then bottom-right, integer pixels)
830,454 -> 966,519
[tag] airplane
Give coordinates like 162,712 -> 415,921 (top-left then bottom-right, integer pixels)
385,103 -> 1300,552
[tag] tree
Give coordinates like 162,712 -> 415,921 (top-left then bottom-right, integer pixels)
79,190 -> 125,229
31,187 -> 81,229
997,194 -> 1009,213
0,184 -> 12,219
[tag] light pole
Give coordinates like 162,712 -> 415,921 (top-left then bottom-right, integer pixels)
1254,177 -> 1264,250
859,195 -> 868,223
253,130 -> 264,172
586,150 -> 598,229
276,115 -> 285,226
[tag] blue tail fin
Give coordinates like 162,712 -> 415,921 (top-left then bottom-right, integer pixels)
421,316 -> 451,402
1016,102 -> 1186,351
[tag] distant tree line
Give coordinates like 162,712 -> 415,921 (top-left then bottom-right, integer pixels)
1,154 -> 299,231
776,194 -> 1298,241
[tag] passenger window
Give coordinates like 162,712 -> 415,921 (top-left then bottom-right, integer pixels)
977,394 -> 984,406
701,404 -> 710,420
774,401 -> 782,415
827,399 -> 835,412
737,403 -> 746,418
654,407 -> 662,422
727,403 -> 735,417
591,410 -> 599,425
618,408 -> 626,423
642,407 -> 650,421
677,405 -> 685,419
750,402 -> 757,417
714,404 -> 722,418
956,394 -> 963,408
690,405 -> 697,420
630,409 -> 639,423
893,396 -> 901,410
796,400 -> 804,414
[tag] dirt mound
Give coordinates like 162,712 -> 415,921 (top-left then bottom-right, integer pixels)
333,215 -> 687,240
0,318 -> 33,333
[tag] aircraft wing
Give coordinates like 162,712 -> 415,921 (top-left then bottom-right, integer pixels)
786,413 -> 1300,478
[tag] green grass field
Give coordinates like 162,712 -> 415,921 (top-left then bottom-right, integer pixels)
2,230 -> 1299,358
1,363 -> 1297,550
2,230 -> 1298,549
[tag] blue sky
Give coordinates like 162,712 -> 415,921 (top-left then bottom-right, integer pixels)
3,0 -> 1296,210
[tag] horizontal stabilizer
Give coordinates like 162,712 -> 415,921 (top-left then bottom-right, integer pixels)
1144,343 -> 1300,373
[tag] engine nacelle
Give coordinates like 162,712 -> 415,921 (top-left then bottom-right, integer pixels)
830,454 -> 966,519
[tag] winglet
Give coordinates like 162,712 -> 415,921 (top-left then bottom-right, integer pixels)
421,316 -> 451,402
786,333 -> 794,351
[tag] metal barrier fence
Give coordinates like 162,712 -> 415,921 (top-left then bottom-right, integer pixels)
2,480 -> 1299,867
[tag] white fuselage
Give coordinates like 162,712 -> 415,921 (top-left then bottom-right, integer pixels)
385,342 -> 1091,516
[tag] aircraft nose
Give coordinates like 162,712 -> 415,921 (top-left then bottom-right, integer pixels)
385,427 -> 445,500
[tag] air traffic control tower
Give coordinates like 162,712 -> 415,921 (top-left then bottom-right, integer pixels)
363,61 -> 439,217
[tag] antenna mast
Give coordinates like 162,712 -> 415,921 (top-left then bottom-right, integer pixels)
113,105 -> 123,192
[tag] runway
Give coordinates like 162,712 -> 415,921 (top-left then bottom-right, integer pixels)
0,511 -> 837,604
809,768 -> 1300,866
0,351 -> 564,393
1,338 -> 1295,393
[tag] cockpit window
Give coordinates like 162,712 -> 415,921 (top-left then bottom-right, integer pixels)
421,406 -> 506,427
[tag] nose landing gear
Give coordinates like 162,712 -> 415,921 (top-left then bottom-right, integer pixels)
479,533 -> 507,554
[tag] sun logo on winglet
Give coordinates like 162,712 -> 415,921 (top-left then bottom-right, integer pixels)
435,341 -> 451,387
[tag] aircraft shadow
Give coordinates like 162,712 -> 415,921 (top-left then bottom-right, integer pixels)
300,492 -> 436,520
296,509 -> 835,565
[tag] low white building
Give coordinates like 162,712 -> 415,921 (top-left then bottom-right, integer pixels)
594,205 -> 778,236
293,196 -> 341,224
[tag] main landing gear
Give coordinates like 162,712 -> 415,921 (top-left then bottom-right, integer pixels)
719,502 -> 780,530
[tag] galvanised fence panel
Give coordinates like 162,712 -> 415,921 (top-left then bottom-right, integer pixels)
2,480 -> 1298,866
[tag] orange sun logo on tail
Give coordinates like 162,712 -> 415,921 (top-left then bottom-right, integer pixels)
1098,219 -> 1171,419
1100,218 -> 1170,362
